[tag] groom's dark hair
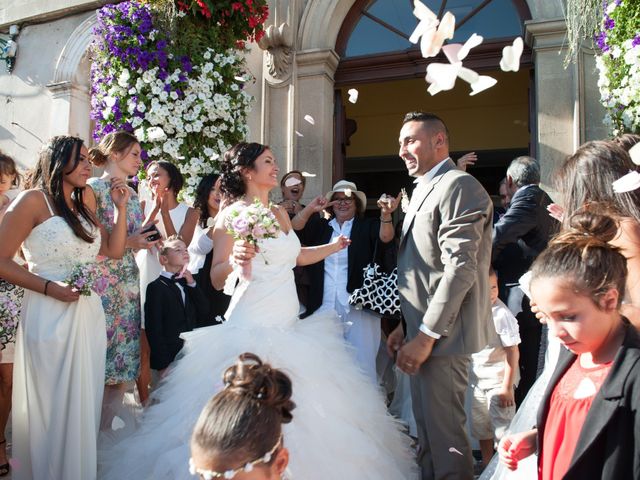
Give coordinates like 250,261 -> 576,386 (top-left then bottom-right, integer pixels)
402,112 -> 450,144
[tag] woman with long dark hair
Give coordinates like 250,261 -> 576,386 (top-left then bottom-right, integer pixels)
0,136 -> 129,480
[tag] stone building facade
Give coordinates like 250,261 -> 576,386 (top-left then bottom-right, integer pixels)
0,0 -> 606,199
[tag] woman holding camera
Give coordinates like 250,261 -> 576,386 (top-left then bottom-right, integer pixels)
88,131 -> 158,417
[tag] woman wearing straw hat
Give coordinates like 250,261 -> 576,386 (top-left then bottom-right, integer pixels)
291,180 -> 399,383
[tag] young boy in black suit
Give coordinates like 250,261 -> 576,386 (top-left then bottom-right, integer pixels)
145,235 -> 209,380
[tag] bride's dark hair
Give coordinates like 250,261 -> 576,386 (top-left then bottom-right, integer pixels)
191,352 -> 294,470
219,142 -> 268,199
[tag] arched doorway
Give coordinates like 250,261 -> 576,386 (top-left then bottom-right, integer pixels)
333,0 -> 533,207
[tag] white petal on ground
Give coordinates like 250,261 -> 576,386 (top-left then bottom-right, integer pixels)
500,37 -> 524,72
303,114 -> 315,125
347,88 -> 359,104
613,171 -> 640,193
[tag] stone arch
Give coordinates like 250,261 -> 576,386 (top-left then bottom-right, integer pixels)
47,13 -> 96,142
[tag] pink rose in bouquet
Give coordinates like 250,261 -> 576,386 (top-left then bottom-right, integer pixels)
225,199 -> 281,281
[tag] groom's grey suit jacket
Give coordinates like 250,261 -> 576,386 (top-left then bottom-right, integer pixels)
398,159 -> 494,356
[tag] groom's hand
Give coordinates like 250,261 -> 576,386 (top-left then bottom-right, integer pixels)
397,331 -> 435,375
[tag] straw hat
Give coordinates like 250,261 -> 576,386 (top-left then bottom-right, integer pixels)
325,180 -> 367,212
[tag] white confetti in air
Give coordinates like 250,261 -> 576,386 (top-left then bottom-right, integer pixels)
347,88 -> 359,104
234,75 -> 247,82
500,37 -> 524,72
112,415 -> 125,431
469,75 -> 497,96
629,143 -> 640,165
613,171 -> 640,193
426,63 -> 461,93
419,11 -> 455,59
448,447 -> 464,456
301,171 -> 316,177
295,131 -> 304,137
304,115 -> 315,125
344,188 -> 352,197
457,33 -> 483,61
284,177 -> 303,187
409,0 -> 438,45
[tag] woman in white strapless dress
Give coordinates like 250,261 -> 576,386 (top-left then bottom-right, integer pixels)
99,143 -> 416,479
0,136 -> 130,480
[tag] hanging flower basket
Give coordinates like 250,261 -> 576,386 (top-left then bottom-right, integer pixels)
90,1 -> 268,200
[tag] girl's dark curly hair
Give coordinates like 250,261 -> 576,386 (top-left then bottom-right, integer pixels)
220,142 -> 268,199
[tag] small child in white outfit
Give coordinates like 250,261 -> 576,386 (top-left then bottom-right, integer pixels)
470,267 -> 521,467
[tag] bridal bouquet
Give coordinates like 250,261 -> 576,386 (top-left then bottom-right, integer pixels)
225,199 -> 280,281
0,296 -> 20,350
66,263 -> 101,296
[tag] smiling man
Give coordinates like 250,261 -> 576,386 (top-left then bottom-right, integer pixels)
388,111 -> 494,480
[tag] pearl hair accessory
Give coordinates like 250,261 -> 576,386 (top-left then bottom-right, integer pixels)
189,434 -> 283,479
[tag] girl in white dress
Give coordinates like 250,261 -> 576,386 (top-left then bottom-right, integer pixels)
99,142 -> 416,479
0,136 -> 130,480
136,160 -> 198,402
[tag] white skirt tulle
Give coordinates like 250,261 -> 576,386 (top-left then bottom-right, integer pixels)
98,310 -> 417,480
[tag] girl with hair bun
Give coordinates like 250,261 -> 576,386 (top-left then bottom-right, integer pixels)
87,131 -> 156,415
499,211 -> 640,479
190,353 -> 292,480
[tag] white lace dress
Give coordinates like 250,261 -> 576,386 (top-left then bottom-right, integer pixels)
100,230 -> 416,479
12,200 -> 105,480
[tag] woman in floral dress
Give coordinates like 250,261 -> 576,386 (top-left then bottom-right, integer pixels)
88,131 -> 159,423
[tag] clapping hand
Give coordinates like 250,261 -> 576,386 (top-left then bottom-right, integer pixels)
456,152 -> 477,171
153,184 -> 171,212
110,178 -> 131,209
377,192 -> 401,216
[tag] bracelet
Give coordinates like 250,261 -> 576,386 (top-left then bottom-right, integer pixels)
380,217 -> 393,224
43,280 -> 51,296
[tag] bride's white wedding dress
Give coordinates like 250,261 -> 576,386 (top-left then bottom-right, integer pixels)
100,230 -> 416,479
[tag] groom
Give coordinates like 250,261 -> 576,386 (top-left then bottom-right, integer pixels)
388,112 -> 493,479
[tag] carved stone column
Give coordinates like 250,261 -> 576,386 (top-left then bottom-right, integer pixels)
525,18 -> 606,191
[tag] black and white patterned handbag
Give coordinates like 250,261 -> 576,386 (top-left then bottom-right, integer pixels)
348,240 -> 401,319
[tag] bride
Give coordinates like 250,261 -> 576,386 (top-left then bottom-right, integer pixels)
100,142 -> 416,479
